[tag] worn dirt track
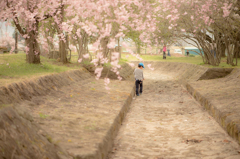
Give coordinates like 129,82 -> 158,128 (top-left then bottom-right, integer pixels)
108,66 -> 240,159
0,65 -> 135,159
1,62 -> 240,159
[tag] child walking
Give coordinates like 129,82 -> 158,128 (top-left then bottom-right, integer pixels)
134,63 -> 144,96
163,45 -> 167,59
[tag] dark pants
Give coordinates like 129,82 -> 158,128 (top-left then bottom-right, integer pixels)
135,80 -> 143,95
163,52 -> 166,59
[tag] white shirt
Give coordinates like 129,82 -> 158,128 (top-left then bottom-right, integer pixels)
134,68 -> 144,80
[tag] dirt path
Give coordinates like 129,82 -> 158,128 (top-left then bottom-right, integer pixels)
108,69 -> 240,159
16,77 -> 133,158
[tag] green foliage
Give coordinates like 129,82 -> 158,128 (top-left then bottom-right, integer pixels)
123,29 -> 143,54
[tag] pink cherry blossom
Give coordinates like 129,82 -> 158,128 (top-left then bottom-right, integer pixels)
95,67 -> 103,80
147,64 -> 154,71
128,63 -> 135,68
78,58 -> 83,63
104,78 -> 110,85
83,54 -> 90,59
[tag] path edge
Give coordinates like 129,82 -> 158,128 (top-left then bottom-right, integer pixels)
0,68 -> 92,105
186,82 -> 240,145
75,86 -> 135,159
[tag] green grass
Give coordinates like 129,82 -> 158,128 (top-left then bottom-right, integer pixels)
0,52 -> 130,86
1,52 -> 239,86
0,52 -> 79,79
119,58 -> 129,65
121,53 -> 240,68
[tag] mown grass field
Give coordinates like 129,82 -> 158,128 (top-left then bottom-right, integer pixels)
121,53 -> 240,68
0,52 -> 80,85
0,52 -> 80,77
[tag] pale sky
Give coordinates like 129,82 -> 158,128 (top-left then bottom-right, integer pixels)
0,21 -> 15,38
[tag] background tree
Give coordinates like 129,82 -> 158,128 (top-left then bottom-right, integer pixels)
150,0 -> 238,66
0,0 -> 62,63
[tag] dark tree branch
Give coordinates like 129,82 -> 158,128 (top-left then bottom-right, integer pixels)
42,6 -> 61,21
13,19 -> 25,35
6,0 -> 26,35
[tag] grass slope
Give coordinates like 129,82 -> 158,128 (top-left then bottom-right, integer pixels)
121,54 -> 240,68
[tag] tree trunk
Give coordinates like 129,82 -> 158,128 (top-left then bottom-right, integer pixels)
226,44 -> 235,65
101,37 -> 109,58
233,45 -> 240,58
78,38 -> 83,60
118,38 -> 121,59
56,1 -> 68,63
220,44 -> 226,57
221,50 -> 226,57
48,42 -> 56,59
47,35 -> 55,59
136,44 -> 141,54
15,29 -> 18,54
26,30 -> 40,64
59,40 -> 68,63
65,33 -> 71,61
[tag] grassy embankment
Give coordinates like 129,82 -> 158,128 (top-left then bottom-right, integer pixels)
1,52 -> 239,86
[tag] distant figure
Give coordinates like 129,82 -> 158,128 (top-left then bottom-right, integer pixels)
186,50 -> 189,56
134,63 -> 145,96
211,43 -> 216,58
167,49 -> 171,56
163,45 -> 167,59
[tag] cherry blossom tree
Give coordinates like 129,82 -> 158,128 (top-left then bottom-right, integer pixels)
1,0 -> 238,67
0,0 -> 63,63
40,18 -> 58,58
149,0 -> 239,66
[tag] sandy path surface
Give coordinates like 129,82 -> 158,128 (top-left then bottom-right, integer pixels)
17,78 -> 133,158
108,69 -> 240,159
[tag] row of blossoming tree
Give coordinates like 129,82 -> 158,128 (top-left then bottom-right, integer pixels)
0,0 -> 239,68
155,0 -> 240,66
